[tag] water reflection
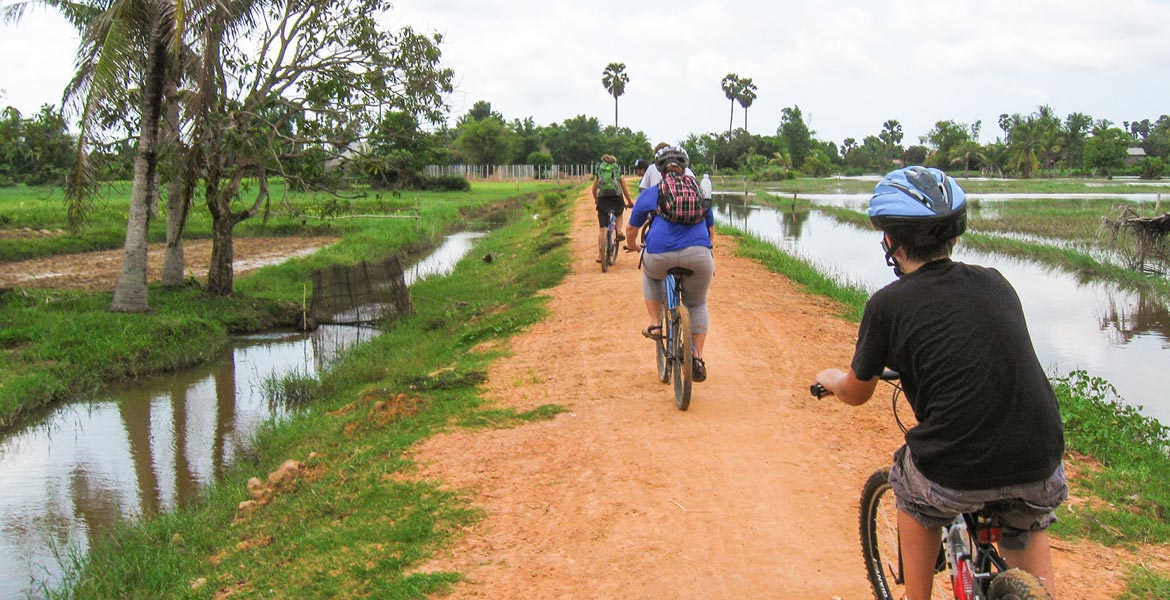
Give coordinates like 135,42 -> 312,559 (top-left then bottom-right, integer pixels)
0,231 -> 484,599
711,197 -> 1170,426
1099,288 -> 1170,348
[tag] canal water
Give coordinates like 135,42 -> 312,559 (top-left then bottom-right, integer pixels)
0,231 -> 485,599
713,196 -> 1168,427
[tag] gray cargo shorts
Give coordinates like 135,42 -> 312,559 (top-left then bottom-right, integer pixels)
889,445 -> 1068,550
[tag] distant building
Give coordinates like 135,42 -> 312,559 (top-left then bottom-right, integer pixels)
1126,146 -> 1147,165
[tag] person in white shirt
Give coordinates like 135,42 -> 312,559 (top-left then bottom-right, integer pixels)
639,142 -> 695,190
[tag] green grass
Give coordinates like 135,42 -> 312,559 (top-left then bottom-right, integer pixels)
0,180 -> 557,263
46,187 -> 577,599
1051,372 -> 1170,543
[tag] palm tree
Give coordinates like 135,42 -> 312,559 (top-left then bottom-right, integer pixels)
978,142 -> 1010,178
1008,116 -> 1043,178
736,77 -> 757,132
601,62 -> 628,134
721,73 -> 740,140
879,119 -> 903,163
23,0 -> 184,311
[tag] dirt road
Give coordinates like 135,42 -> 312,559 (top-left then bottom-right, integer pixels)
410,186 -> 1155,599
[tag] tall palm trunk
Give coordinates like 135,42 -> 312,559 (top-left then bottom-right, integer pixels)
728,100 -> 735,139
110,34 -> 168,312
161,79 -> 190,287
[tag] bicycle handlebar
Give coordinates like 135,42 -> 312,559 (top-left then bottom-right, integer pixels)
810,370 -> 900,399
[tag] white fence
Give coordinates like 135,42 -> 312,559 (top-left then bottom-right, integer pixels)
424,164 -> 631,182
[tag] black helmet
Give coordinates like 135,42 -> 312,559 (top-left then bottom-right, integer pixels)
868,166 -> 967,247
633,158 -> 651,171
653,145 -> 688,172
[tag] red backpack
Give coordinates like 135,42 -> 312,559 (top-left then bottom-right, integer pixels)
656,172 -> 708,224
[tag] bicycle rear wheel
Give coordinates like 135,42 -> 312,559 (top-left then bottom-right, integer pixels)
987,568 -> 1052,599
859,468 -> 949,600
671,304 -> 693,410
655,303 -> 670,383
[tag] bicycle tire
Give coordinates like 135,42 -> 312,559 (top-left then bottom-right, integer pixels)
602,227 -> 613,273
859,468 -> 949,600
607,228 -> 619,266
672,304 -> 693,410
655,302 -> 670,383
987,568 -> 1052,599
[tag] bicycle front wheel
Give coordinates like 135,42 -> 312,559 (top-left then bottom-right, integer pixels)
671,305 -> 693,411
987,568 -> 1052,599
859,468 -> 948,600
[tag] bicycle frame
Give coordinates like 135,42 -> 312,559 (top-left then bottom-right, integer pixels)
816,375 -> 1042,600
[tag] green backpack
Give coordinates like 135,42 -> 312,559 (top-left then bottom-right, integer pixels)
597,162 -> 620,194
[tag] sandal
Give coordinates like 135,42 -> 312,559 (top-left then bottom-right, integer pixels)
692,357 -> 707,382
642,325 -> 663,340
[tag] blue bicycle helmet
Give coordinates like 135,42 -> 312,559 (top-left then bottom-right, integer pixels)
868,166 -> 967,247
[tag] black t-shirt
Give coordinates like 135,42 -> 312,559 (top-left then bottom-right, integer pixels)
851,259 -> 1064,489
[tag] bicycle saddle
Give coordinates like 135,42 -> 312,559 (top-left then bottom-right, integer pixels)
666,267 -> 693,277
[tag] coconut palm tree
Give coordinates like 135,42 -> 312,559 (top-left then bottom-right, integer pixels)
601,62 -> 628,134
736,77 -> 757,132
1008,116 -> 1043,178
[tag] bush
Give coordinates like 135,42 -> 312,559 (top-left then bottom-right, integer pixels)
421,174 -> 470,192
1139,157 -> 1166,180
748,166 -> 794,182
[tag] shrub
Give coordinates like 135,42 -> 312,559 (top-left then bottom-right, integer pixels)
422,174 -> 471,192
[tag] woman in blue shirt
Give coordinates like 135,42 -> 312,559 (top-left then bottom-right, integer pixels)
624,145 -> 716,382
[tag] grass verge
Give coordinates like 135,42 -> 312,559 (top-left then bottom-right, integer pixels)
46,187 -> 576,599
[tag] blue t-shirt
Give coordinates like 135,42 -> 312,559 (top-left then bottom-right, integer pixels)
628,185 -> 714,253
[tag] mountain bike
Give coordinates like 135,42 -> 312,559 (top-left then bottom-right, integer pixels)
602,209 -> 619,272
810,374 -> 1052,600
654,267 -> 693,410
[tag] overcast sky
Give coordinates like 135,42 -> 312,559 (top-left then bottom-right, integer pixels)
3,0 -> 1169,149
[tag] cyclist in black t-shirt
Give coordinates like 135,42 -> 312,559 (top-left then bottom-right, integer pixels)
815,166 -> 1066,600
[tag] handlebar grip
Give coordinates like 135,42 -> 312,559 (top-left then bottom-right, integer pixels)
810,383 -> 831,398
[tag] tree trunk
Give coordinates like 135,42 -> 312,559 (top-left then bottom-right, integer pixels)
110,35 -> 168,312
206,208 -> 237,296
161,80 -> 188,287
162,177 -> 187,286
728,101 -> 735,139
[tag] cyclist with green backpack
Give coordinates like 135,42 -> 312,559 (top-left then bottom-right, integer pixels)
592,154 -> 633,264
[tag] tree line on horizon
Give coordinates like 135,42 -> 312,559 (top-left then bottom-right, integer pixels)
2,14 -> 1168,313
